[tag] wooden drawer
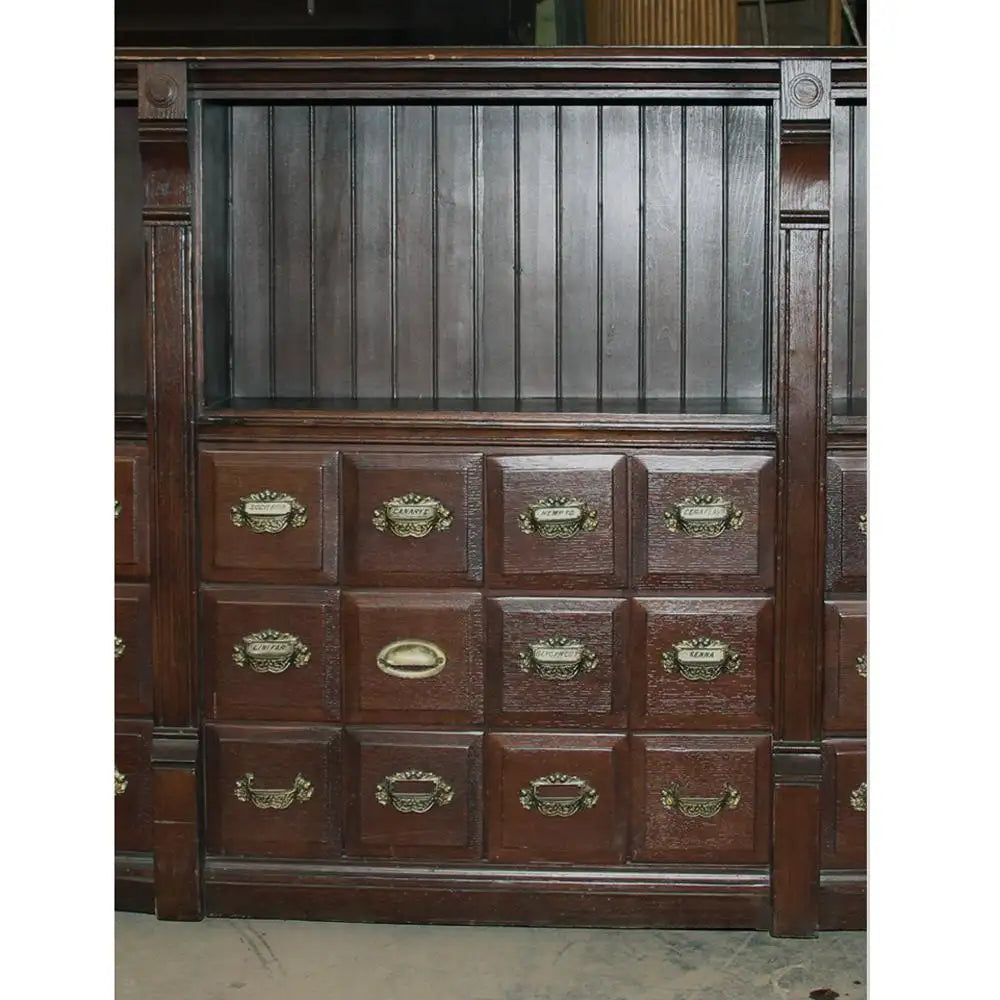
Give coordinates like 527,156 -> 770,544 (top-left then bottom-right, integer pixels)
826,454 -> 867,593
115,584 -> 152,716
485,455 -> 627,589
486,598 -> 628,728
822,739 -> 867,869
823,600 -> 867,733
115,443 -> 149,579
205,723 -> 341,859
200,448 -> 339,583
202,586 -> 340,722
342,452 -> 483,587
343,591 -> 484,724
632,598 -> 772,730
344,728 -> 483,860
632,452 -> 775,590
630,735 -> 770,864
115,719 -> 153,853
486,733 -> 628,864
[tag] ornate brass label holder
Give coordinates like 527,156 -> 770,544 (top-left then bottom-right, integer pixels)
519,774 -> 599,817
661,782 -> 741,818
375,771 -> 454,813
519,497 -> 598,539
519,638 -> 598,680
233,630 -> 311,674
662,637 -> 741,681
234,772 -> 314,810
664,495 -> 744,538
373,494 -> 453,537
231,490 -> 308,534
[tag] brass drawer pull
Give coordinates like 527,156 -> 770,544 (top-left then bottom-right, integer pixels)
856,654 -> 867,678
664,494 -> 744,538
373,494 -> 453,537
234,772 -> 314,810
114,635 -> 126,660
858,512 -> 867,536
519,638 -> 598,680
114,499 -> 122,520
376,639 -> 447,679
661,782 -> 741,818
850,782 -> 867,812
519,497 -> 598,539
519,773 -> 599,817
233,630 -> 311,674
230,490 -> 308,534
115,768 -> 128,797
376,770 -> 454,813
662,638 -> 741,682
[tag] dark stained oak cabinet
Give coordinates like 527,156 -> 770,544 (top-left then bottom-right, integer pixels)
114,47 -> 867,934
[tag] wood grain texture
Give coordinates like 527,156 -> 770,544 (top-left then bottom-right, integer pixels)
822,600 -> 867,733
116,584 -> 153,717
116,719 -> 154,853
115,442 -> 150,579
771,778 -> 821,937
825,453 -> 867,593
821,738 -> 866,869
116,104 -> 146,402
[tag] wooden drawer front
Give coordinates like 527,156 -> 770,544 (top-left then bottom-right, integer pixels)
115,584 -> 152,716
823,601 -> 867,733
826,454 -> 867,593
632,453 -> 775,590
631,735 -> 770,864
115,720 -> 153,853
486,733 -> 628,864
822,739 -> 867,869
344,729 -> 483,859
115,443 -> 149,579
632,598 -> 772,730
485,455 -> 627,589
205,724 -> 341,859
200,448 -> 339,583
202,587 -> 340,723
486,598 -> 628,727
344,592 -> 484,724
343,452 -> 483,587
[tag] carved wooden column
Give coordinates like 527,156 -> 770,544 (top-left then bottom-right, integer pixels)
771,59 -> 831,937
137,61 -> 202,920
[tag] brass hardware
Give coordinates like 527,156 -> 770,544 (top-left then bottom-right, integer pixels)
234,773 -> 314,810
233,630 -> 311,674
114,635 -> 126,660
230,490 -> 308,534
856,654 -> 867,678
519,497 -> 598,539
372,493 -> 453,538
858,513 -> 867,536
375,770 -> 454,813
662,638 -> 741,682
664,495 -> 744,538
114,769 -> 128,797
519,773 -> 599,817
376,639 -> 447,679
114,500 -> 122,520
850,782 -> 867,812
660,782 -> 741,818
518,638 -> 598,680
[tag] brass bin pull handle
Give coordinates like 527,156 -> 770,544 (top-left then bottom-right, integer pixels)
115,768 -> 128,797
373,494 -> 453,537
114,500 -> 122,520
519,773 -> 599,817
858,512 -> 867,536
850,782 -> 867,812
856,654 -> 867,678
662,638 -> 741,682
376,770 -> 454,813
519,497 -> 598,539
664,494 -> 744,538
234,772 -> 314,810
661,782 -> 741,818
231,490 -> 308,534
519,638 -> 598,680
233,630 -> 311,674
376,639 -> 447,679
114,636 -> 126,660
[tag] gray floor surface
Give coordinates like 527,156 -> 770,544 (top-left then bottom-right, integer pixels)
115,912 -> 866,1000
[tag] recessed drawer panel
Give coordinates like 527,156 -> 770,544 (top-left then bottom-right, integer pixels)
115,719 -> 153,853
342,452 -> 483,587
822,738 -> 867,869
115,584 -> 152,716
632,598 -> 772,730
115,443 -> 149,579
485,455 -> 627,589
486,598 -> 628,728
200,448 -> 339,583
826,455 -> 867,592
632,453 -> 775,590
630,734 -> 770,864
823,600 -> 867,733
344,728 -> 483,860
343,592 -> 484,724
205,723 -> 341,859
486,733 -> 627,864
202,586 -> 340,722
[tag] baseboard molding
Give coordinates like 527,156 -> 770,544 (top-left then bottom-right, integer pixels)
819,870 -> 866,930
115,852 -> 155,914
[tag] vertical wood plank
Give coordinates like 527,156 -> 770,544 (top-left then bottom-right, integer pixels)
115,105 -> 146,401
829,101 -> 851,403
850,104 -> 867,401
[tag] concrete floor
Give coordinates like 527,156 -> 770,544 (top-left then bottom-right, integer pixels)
116,912 -> 866,1000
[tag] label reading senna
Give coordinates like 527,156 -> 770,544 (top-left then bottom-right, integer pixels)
676,646 -> 727,665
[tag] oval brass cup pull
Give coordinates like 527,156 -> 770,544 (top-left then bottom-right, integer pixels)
376,639 -> 447,679
660,782 -> 741,818
519,773 -> 599,817
232,630 -> 311,674
850,782 -> 867,812
230,490 -> 308,534
858,513 -> 867,536
518,638 -> 598,680
234,772 -> 314,810
664,494 -> 744,538
661,638 -> 741,682
375,770 -> 454,813
518,497 -> 598,539
373,494 -> 453,537
114,768 -> 128,797
856,654 -> 867,678
114,635 -> 126,660
114,500 -> 122,520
